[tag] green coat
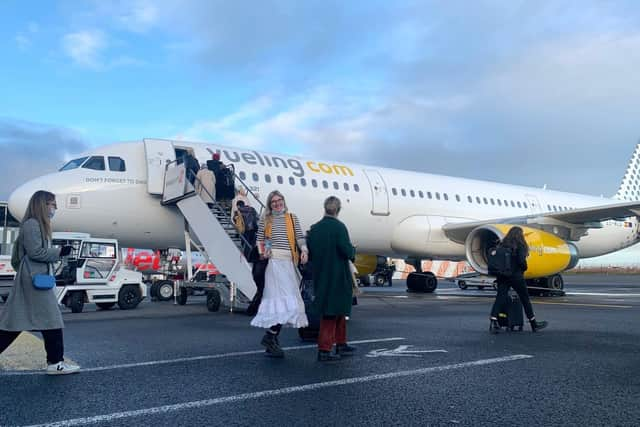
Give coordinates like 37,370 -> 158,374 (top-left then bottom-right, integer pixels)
307,216 -> 356,316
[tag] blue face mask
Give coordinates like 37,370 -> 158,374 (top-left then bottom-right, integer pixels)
48,207 -> 56,219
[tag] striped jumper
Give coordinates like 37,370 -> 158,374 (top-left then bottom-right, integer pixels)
257,213 -> 307,255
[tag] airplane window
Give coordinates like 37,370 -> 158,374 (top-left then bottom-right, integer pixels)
504,200 -> 508,207
410,190 -> 415,197
252,173 -> 259,182
443,193 -> 448,201
354,184 -> 360,192
312,179 -> 318,188
301,178 -> 307,187
60,156 -> 89,171
435,192 -> 440,200
333,181 -> 339,190
277,176 -> 284,184
289,177 -> 295,185
401,189 -> 406,196
483,197 -> 488,204
344,183 -> 349,191
82,156 -> 105,171
490,198 -> 495,205
239,171 -> 246,180
265,174 -> 272,183
517,201 -> 522,208
428,192 -> 433,199
419,191 -> 424,198
455,194 -> 460,202
322,180 -> 329,189
468,196 -> 473,203
392,188 -> 398,196
108,157 -> 126,172
497,199 -> 502,206
523,202 -> 528,209
510,201 -> 515,207
547,204 -> 551,211
476,196 -> 481,203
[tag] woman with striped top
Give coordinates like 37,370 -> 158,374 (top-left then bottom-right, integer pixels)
250,190 -> 309,357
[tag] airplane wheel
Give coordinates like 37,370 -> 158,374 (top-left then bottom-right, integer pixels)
458,280 -> 468,290
406,272 -> 438,293
206,290 -> 221,312
68,291 -> 85,313
548,274 -> 564,291
157,280 -> 174,301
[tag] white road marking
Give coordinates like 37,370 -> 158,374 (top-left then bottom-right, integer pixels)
565,292 -> 640,297
21,354 -> 533,427
366,345 -> 448,358
0,337 -> 405,376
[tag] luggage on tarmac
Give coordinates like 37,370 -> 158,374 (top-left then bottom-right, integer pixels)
298,264 -> 320,341
497,291 -> 524,331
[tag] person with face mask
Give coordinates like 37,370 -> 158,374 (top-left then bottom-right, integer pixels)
250,190 -> 309,357
0,190 -> 78,375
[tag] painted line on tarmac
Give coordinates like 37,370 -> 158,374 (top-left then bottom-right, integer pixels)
20,354 -> 533,427
565,292 -> 640,297
0,337 -> 406,377
534,301 -> 632,308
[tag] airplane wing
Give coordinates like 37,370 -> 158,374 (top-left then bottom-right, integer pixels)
442,200 -> 640,244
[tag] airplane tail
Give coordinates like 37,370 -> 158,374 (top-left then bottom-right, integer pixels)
614,141 -> 640,201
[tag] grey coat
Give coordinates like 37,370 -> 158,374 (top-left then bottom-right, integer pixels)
0,218 -> 63,331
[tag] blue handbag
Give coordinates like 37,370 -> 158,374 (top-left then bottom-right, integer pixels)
24,257 -> 55,290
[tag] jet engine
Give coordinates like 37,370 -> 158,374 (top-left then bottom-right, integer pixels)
465,224 -> 579,278
354,254 -> 386,275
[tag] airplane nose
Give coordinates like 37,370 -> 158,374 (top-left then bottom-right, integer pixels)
8,178 -> 45,222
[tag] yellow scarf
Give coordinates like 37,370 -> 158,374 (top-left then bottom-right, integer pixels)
265,213 -> 299,264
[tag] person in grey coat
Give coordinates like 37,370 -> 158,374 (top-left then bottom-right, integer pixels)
0,190 -> 79,375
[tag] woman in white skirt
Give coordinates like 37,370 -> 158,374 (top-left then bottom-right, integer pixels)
251,190 -> 308,357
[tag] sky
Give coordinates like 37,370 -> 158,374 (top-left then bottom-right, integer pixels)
2,0 -> 640,263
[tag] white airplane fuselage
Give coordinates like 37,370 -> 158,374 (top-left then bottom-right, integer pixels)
8,140 -> 640,262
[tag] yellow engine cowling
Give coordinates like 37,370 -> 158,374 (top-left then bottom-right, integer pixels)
465,224 -> 579,279
353,254 -> 383,275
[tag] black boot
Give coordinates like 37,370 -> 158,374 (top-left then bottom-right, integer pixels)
489,318 -> 500,334
317,350 -> 341,362
529,318 -> 548,332
261,333 -> 284,358
336,343 -> 356,356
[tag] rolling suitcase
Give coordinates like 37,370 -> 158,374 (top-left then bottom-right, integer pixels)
298,263 -> 320,341
497,291 -> 524,331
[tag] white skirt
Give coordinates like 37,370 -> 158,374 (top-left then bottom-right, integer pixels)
251,256 -> 308,329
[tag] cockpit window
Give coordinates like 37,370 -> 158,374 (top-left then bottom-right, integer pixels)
59,157 -> 88,171
108,157 -> 126,172
82,156 -> 105,171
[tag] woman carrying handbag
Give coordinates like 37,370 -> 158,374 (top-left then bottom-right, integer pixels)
0,190 -> 78,375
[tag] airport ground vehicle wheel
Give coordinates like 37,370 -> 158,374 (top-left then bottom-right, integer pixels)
118,285 -> 142,310
96,302 -> 115,310
458,280 -> 468,290
157,280 -> 174,301
374,273 -> 386,287
68,291 -> 85,313
177,289 -> 188,305
206,290 -> 221,312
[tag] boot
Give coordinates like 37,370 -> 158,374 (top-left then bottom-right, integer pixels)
261,333 -> 284,358
489,318 -> 500,334
336,343 -> 356,356
317,350 -> 341,362
529,318 -> 548,332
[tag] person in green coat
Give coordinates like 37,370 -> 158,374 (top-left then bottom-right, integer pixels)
307,196 -> 357,362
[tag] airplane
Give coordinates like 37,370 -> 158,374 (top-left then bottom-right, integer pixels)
7,138 -> 640,296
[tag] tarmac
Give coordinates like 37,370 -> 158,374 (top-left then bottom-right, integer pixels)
1,274 -> 639,426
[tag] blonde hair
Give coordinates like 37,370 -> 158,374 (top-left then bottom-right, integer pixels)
23,190 -> 56,239
264,190 -> 287,220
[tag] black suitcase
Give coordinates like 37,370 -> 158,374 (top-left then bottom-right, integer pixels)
298,259 -> 321,342
497,291 -> 524,331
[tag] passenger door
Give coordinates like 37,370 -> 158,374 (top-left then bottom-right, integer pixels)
363,169 -> 390,216
144,138 -> 176,195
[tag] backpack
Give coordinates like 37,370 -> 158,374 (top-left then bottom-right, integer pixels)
233,211 -> 245,234
10,234 -> 22,271
239,206 -> 258,232
487,246 -> 514,277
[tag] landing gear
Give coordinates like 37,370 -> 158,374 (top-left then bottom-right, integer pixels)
406,272 -> 437,293
527,274 -> 565,296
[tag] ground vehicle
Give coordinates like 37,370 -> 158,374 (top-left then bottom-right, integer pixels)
358,257 -> 395,287
52,232 -> 146,313
0,255 -> 15,302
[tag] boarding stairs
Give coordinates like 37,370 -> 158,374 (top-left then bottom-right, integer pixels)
160,160 -> 263,311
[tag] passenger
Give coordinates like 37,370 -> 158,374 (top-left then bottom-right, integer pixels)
306,196 -> 357,361
233,200 -> 258,259
206,152 -> 223,175
231,187 -> 251,220
184,153 -> 200,186
195,163 -> 216,208
250,190 -> 308,358
489,226 -> 548,333
0,190 -> 78,375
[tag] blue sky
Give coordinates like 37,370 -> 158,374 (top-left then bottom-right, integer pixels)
2,1 -> 640,263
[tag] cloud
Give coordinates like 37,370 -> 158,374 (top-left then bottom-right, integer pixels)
0,119 -> 88,199
61,30 -> 107,69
